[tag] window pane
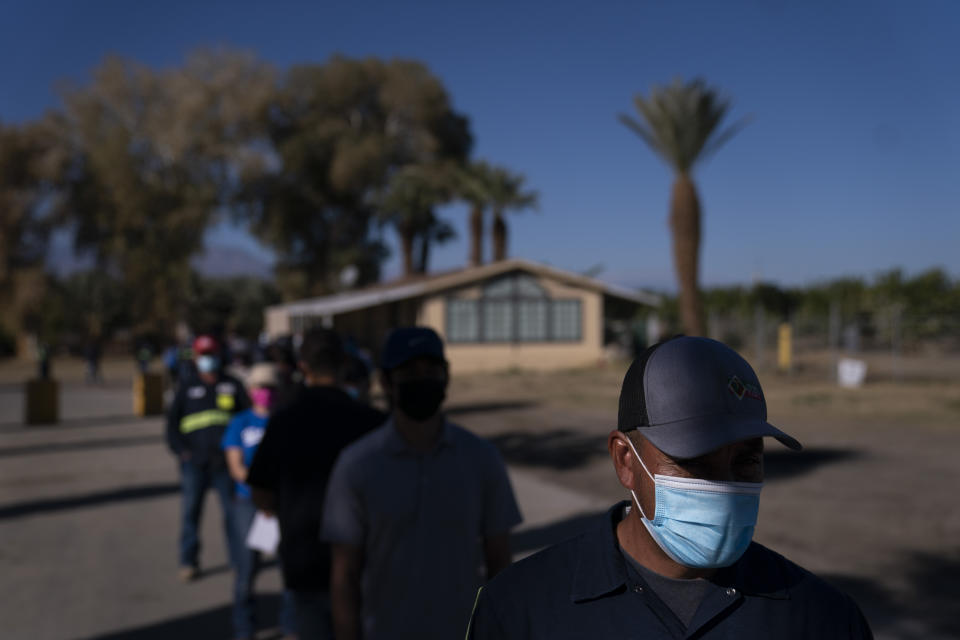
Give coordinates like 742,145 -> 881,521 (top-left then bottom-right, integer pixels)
483,300 -> 514,341
515,275 -> 547,298
483,276 -> 514,298
447,299 -> 479,343
552,300 -> 582,341
518,300 -> 548,341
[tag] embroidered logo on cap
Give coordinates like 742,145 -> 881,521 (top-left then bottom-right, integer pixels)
728,375 -> 746,399
729,375 -> 762,401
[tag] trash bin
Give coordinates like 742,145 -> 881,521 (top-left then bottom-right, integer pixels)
133,373 -> 164,416
25,379 -> 59,425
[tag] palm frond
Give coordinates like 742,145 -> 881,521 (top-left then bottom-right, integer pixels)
619,77 -> 746,174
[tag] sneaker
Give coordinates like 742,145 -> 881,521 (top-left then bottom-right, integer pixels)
178,566 -> 199,582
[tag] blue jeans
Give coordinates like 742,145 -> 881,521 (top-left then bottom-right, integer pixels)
231,497 -> 296,638
291,590 -> 333,640
178,459 -> 235,569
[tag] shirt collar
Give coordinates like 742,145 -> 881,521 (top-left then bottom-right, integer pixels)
384,416 -> 456,455
570,501 -> 790,603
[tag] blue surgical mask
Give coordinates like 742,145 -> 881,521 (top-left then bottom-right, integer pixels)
627,438 -> 762,569
196,355 -> 219,374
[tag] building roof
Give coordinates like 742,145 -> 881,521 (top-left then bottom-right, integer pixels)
269,258 -> 661,318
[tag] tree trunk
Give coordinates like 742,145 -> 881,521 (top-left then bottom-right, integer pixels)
669,174 -> 704,336
469,204 -> 483,267
492,211 -> 507,262
417,231 -> 430,274
399,224 -> 415,277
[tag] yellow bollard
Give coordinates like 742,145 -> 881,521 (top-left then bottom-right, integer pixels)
777,323 -> 793,373
133,373 -> 164,416
25,379 -> 59,425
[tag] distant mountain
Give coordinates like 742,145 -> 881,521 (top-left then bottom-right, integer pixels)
46,237 -> 274,281
192,245 -> 273,280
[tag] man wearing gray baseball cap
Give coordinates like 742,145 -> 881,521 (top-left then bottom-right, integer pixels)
468,336 -> 873,639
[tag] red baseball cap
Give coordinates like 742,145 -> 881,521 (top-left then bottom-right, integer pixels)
192,335 -> 219,355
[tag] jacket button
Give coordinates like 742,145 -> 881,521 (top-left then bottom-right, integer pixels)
726,588 -> 737,596
633,585 -> 643,593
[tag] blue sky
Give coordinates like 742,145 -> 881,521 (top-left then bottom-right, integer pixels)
3,0 -> 957,290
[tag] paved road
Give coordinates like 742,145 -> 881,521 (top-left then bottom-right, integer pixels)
1,381 -> 958,639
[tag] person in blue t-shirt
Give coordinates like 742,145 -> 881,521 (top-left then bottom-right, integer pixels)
222,363 -> 296,640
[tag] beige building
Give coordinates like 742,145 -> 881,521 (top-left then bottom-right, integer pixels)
264,259 -> 659,373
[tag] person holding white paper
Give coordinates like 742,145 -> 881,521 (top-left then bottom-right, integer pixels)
222,363 -> 295,640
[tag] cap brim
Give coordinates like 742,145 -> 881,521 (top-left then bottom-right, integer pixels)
638,414 -> 802,459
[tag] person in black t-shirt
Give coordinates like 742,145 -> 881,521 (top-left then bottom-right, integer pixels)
247,328 -> 385,640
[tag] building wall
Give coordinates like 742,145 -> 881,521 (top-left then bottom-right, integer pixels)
264,307 -> 291,338
419,277 -> 606,373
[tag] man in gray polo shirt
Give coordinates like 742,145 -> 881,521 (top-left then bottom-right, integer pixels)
322,327 -> 522,640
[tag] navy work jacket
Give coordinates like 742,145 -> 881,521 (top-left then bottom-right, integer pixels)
468,502 -> 873,639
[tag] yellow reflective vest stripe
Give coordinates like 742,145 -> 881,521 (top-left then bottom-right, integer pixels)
179,409 -> 231,434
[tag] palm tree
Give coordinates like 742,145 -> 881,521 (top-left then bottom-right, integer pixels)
619,78 -> 748,336
487,167 -> 538,262
378,164 -> 455,276
455,160 -> 496,267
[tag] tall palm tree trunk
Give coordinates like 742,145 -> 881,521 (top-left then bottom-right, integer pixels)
469,205 -> 484,267
399,224 -> 415,277
417,231 -> 430,274
669,174 -> 705,336
492,211 -> 507,262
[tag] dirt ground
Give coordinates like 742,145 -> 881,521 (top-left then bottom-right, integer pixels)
1,354 -> 959,639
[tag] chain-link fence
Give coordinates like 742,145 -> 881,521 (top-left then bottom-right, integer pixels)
702,306 -> 960,383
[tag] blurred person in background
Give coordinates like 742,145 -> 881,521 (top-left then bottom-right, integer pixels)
467,337 -> 872,639
166,334 -> 250,582
85,339 -> 102,383
322,327 -> 522,640
266,336 -> 303,410
341,352 -> 372,404
222,362 -> 296,640
247,328 -> 385,640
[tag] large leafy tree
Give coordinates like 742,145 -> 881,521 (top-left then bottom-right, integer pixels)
0,119 -> 64,344
487,167 -> 538,262
54,51 -> 274,336
620,78 -> 747,336
238,56 -> 471,298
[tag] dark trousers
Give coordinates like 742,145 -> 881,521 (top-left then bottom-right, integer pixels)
291,590 -> 333,640
231,497 -> 296,638
178,459 -> 235,568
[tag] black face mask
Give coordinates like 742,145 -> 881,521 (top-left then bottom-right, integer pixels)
395,379 -> 446,421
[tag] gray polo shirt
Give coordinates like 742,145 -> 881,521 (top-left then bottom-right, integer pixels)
321,419 -> 522,640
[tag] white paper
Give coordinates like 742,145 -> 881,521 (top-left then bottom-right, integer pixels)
245,512 -> 280,554
837,357 -> 867,388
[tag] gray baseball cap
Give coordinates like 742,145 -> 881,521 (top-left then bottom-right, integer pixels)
618,336 -> 802,459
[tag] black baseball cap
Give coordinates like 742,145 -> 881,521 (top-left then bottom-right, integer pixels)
381,327 -> 446,371
618,336 -> 802,459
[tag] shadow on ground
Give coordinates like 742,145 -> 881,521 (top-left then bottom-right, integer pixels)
81,593 -> 286,640
0,414 -> 154,431
447,400 -> 539,416
0,434 -> 162,458
763,447 -> 864,481
512,511 -> 605,555
490,430 -> 864,479
489,429 -> 607,469
0,483 -> 179,520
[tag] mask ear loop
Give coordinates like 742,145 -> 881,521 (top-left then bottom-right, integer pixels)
625,435 -> 655,521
